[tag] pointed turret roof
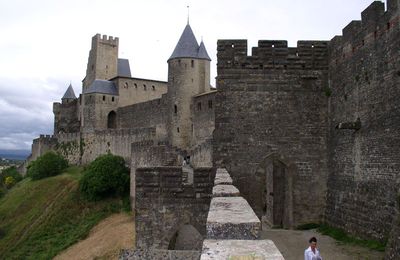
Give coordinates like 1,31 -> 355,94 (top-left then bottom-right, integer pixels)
169,24 -> 199,61
169,24 -> 211,61
198,41 -> 211,61
62,84 -> 77,99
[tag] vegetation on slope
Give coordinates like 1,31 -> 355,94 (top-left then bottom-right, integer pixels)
0,166 -> 130,260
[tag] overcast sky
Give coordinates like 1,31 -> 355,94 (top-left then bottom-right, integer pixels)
0,0 -> 380,150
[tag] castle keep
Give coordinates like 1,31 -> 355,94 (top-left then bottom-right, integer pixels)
28,1 -> 400,258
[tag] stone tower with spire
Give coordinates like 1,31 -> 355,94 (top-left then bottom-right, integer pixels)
166,23 -> 211,151
53,84 -> 80,134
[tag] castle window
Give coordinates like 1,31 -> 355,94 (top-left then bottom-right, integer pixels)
387,22 -> 391,30
296,52 -> 299,57
91,64 -> 94,71
134,83 -> 137,88
103,95 -> 105,101
362,39 -> 365,46
272,44 -> 275,48
178,59 -> 181,66
152,85 -> 155,91
191,60 -> 194,68
231,44 -> 235,48
112,96 -> 115,102
208,100 -> 213,109
124,82 -> 128,88
197,102 -> 202,111
374,31 -> 377,39
311,44 -> 314,48
174,105 -> 178,114
143,84 -> 147,91
177,127 -> 180,133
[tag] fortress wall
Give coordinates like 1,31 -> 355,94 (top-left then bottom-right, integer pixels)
192,91 -> 216,147
80,128 -> 157,164
213,39 -> 329,226
135,167 -> 215,249
117,96 -> 168,141
55,128 -> 156,165
53,99 -> 80,134
191,138 -> 213,168
326,1 -> 400,242
115,77 -> 167,107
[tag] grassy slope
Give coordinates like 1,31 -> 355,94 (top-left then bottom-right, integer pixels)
0,166 -> 126,260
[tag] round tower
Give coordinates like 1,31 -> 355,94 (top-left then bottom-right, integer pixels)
167,24 -> 211,150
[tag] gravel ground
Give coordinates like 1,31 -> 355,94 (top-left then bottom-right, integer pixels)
260,229 -> 385,260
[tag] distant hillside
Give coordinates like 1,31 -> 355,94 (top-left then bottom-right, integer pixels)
0,167 -> 128,260
0,149 -> 30,160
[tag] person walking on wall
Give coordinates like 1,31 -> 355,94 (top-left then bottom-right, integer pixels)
304,237 -> 322,260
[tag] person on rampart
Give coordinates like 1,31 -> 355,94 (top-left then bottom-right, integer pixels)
304,236 -> 322,260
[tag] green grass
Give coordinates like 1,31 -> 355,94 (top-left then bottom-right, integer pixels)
317,224 -> 387,252
0,166 -> 129,260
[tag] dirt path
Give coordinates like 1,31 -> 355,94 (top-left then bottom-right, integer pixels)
54,213 -> 134,260
260,229 -> 385,260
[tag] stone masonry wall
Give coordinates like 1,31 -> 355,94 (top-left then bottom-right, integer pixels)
53,99 -> 80,134
117,96 -> 168,141
192,91 -> 216,147
56,127 -> 156,165
326,1 -> 400,241
213,39 -> 330,226
135,167 -> 215,249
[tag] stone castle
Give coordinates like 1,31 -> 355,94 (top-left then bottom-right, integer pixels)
27,1 -> 399,258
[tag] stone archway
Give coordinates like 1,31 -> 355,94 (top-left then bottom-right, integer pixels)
257,153 -> 295,229
107,111 -> 117,129
167,224 -> 203,250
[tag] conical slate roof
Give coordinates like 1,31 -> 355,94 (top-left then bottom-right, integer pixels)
169,24 -> 211,61
198,41 -> 211,61
62,84 -> 76,99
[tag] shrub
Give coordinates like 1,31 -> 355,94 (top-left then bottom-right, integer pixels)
27,151 -> 68,180
4,176 -> 16,189
1,166 -> 22,183
79,154 -> 130,201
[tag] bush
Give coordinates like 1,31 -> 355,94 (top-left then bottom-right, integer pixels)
27,151 -> 68,180
1,166 -> 23,191
79,154 -> 130,201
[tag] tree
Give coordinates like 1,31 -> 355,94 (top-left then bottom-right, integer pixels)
27,151 -> 68,180
1,166 -> 22,189
79,154 -> 130,201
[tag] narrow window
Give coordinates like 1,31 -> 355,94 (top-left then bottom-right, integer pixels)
374,31 -> 377,39
174,105 -> 177,114
231,44 -> 235,48
272,44 -> 275,48
177,127 -> 180,133
134,83 -> 137,88
103,95 -> 105,101
143,84 -> 146,91
124,82 -> 128,88
191,60 -> 194,68
387,22 -> 391,30
152,85 -> 155,91
197,102 -> 202,111
208,100 -> 213,109
178,59 -> 181,66
362,39 -> 365,46
112,96 -> 115,102
91,64 -> 94,71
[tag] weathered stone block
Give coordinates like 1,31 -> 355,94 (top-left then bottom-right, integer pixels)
206,197 -> 260,239
212,184 -> 240,197
200,239 -> 284,260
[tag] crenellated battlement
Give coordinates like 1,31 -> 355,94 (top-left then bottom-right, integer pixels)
217,39 -> 329,71
93,33 -> 119,47
330,1 -> 400,62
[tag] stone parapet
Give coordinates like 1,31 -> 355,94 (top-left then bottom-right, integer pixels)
200,239 -> 284,260
213,168 -> 233,185
212,185 -> 239,197
206,196 -> 260,240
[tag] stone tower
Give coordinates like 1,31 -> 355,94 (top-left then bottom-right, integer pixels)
82,34 -> 119,92
167,23 -> 211,150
